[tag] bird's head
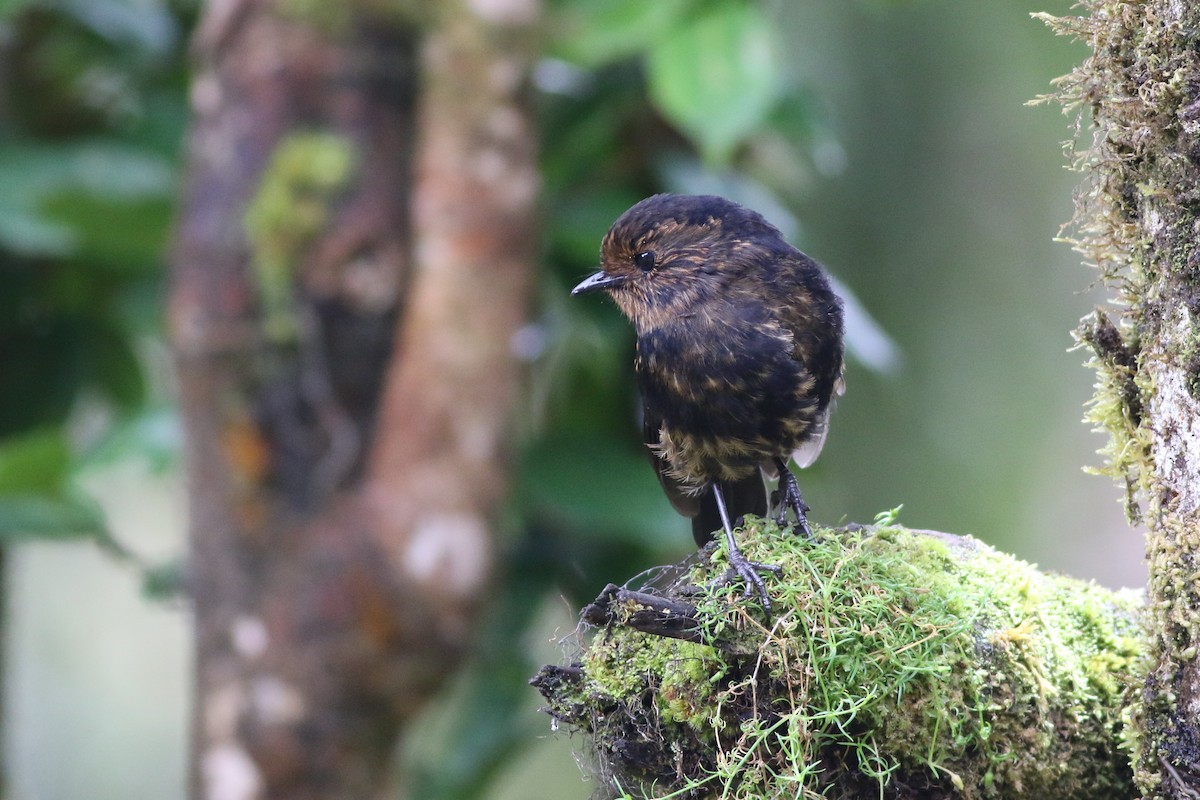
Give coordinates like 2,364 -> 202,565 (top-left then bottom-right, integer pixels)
572,193 -> 786,333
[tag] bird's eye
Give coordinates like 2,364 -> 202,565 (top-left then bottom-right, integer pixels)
634,251 -> 657,272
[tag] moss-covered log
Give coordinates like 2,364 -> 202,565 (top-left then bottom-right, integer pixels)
534,521 -> 1144,799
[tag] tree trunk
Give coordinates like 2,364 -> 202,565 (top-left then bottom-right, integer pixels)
167,1 -> 537,797
1041,1 -> 1200,796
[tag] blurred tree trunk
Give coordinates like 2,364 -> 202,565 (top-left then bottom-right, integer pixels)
1047,1 -> 1200,796
167,1 -> 537,797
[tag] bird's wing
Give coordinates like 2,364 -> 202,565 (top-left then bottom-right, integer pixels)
791,405 -> 832,468
642,404 -> 701,519
767,256 -> 844,467
791,372 -> 844,468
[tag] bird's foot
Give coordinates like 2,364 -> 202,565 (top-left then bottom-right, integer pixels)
712,546 -> 782,617
775,459 -> 815,539
711,481 -> 782,616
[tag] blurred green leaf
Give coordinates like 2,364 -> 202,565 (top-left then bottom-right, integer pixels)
86,322 -> 147,410
55,0 -> 180,54
0,428 -> 70,493
0,428 -> 130,551
81,407 -> 179,471
0,321 -> 87,434
0,431 -> 128,551
0,206 -> 77,255
142,558 -> 185,600
0,139 -> 174,257
0,311 -> 153,435
41,194 -> 173,272
552,0 -> 693,66
0,138 -> 174,197
646,2 -> 781,164
0,0 -> 178,562
540,83 -> 639,195
547,187 -> 643,267
521,432 -> 685,548
0,0 -> 34,18
62,140 -> 176,195
0,493 -> 106,541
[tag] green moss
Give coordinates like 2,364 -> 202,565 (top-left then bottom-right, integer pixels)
556,521 -> 1144,799
276,0 -> 355,33
275,0 -> 425,33
243,131 -> 356,342
1076,311 -> 1152,522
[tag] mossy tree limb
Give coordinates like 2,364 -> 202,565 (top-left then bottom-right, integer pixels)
535,522 -> 1144,799
1039,2 -> 1200,795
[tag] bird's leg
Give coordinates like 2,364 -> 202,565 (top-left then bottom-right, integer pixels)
774,457 -> 813,538
712,481 -> 782,615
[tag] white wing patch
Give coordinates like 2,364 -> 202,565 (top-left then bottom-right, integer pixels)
791,407 -> 830,468
791,372 -> 843,469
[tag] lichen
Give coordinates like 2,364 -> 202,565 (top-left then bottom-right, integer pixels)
243,131 -> 357,342
275,0 -> 426,33
547,521 -> 1145,799
276,0 -> 356,33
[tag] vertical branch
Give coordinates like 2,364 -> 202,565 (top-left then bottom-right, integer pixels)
365,0 -> 540,648
169,0 -> 538,797
1045,3 -> 1200,796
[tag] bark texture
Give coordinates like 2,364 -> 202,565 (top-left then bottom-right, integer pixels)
1042,2 -> 1200,796
168,1 -> 537,797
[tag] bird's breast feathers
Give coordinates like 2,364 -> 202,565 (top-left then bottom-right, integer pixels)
636,316 -> 825,486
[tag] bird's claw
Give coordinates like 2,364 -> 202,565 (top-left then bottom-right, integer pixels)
787,503 -> 814,539
713,552 -> 783,617
711,481 -> 783,617
775,462 -> 815,539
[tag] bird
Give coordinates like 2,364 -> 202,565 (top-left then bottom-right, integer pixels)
572,193 -> 845,613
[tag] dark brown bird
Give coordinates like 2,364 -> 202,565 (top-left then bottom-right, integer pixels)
572,194 -> 844,612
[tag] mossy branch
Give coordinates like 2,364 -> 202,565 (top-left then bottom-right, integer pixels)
534,521 -> 1144,799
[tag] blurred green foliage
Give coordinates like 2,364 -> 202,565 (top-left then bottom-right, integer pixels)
0,0 -> 194,543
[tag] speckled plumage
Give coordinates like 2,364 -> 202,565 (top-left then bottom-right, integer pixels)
573,194 -> 844,613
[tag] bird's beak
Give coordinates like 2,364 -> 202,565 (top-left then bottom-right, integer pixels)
571,270 -> 629,296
